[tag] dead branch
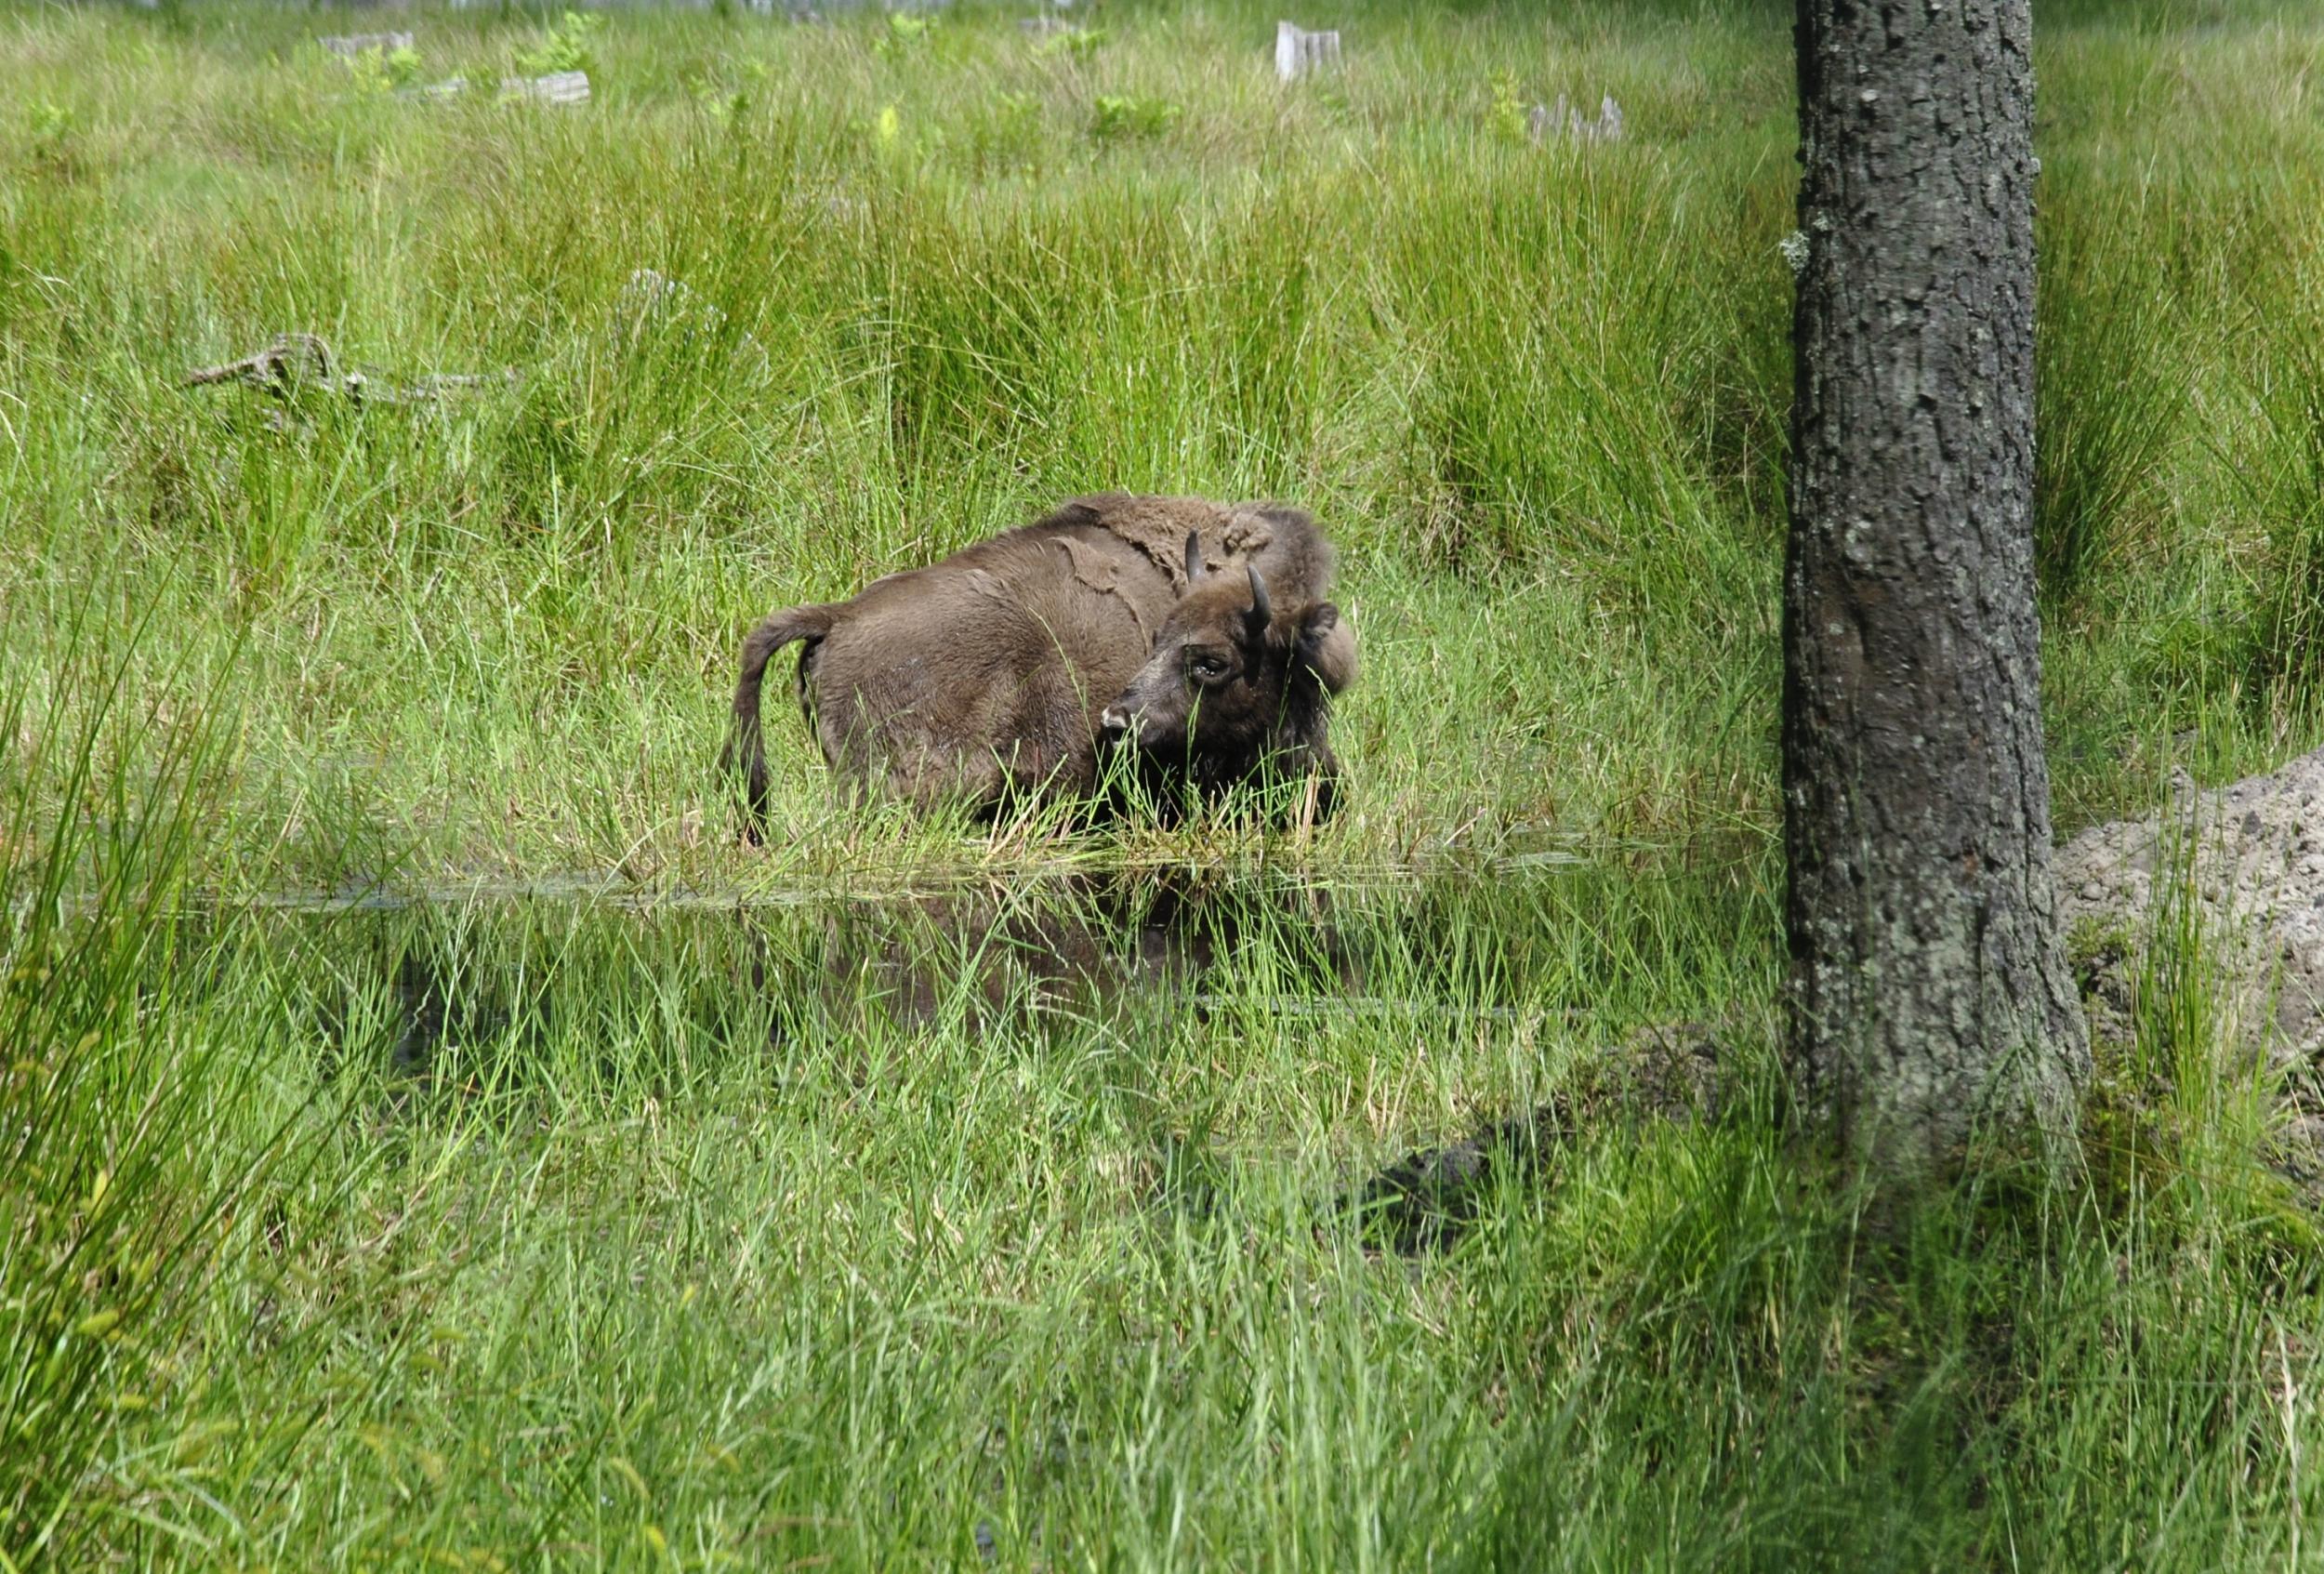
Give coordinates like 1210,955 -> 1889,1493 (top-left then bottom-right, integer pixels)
185,333 -> 519,413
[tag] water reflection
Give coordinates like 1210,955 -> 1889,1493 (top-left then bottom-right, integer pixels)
255,856 -> 1759,1155
323,871 -> 1377,1090
812,873 -> 1359,1032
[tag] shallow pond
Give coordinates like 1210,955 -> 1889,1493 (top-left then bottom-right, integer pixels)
198,857 -> 1774,1158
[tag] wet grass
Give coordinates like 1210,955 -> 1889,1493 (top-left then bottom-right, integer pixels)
8,0 -> 2324,1567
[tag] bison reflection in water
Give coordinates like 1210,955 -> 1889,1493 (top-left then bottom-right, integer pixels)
815,876 -> 1358,1034
722,494 -> 1354,834
359,878 -> 1357,1088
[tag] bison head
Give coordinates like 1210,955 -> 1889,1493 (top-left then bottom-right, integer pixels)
1099,532 -> 1356,809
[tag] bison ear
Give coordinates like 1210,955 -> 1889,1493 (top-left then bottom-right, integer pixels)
1298,603 -> 1356,694
1183,531 -> 1206,587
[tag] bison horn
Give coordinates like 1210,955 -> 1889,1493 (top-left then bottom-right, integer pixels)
1183,531 -> 1206,586
1246,564 -> 1272,631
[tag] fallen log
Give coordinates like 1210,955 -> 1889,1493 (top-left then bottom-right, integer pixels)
185,333 -> 519,420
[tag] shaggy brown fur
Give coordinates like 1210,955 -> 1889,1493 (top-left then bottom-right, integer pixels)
722,494 -> 1350,829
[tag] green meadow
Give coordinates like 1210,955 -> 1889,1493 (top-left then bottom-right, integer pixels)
7,0 -> 2324,1565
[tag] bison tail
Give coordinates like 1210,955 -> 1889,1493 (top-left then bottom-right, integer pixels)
720,604 -> 837,841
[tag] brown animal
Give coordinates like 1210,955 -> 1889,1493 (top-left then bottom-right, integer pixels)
722,494 -> 1353,828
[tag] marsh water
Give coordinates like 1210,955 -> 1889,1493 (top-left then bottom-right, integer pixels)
207,853 -> 1773,1164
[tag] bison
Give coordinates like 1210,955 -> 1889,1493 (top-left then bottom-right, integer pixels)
722,493 -> 1355,830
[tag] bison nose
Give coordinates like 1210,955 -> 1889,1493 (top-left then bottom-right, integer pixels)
1099,706 -> 1130,735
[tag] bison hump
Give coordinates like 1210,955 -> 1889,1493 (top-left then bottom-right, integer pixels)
1219,512 -> 1276,562
1065,494 -> 1275,590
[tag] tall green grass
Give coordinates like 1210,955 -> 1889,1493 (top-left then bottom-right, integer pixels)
15,843 -> 2324,1567
2,0 -> 1796,883
8,0 -> 2324,1567
0,590 -> 359,1562
5,0 -> 2310,875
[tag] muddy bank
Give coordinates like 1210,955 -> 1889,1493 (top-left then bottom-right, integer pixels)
2056,748 -> 2324,1068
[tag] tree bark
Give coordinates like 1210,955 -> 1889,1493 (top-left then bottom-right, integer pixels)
1785,0 -> 2089,1168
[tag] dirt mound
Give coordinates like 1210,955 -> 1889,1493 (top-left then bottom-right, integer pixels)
2055,748 -> 2324,1067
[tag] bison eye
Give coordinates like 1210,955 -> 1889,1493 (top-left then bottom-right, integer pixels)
1185,650 -> 1233,684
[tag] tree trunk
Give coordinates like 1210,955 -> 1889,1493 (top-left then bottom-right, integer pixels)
1785,0 -> 2089,1168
